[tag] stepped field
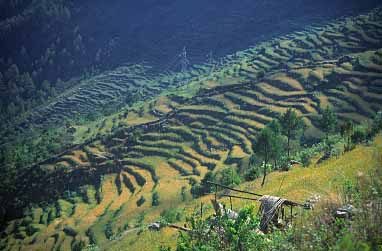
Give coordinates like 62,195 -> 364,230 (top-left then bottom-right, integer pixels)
1,7 -> 382,251
106,135 -> 382,251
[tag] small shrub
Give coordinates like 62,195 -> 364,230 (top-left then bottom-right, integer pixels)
257,70 -> 265,78
152,191 -> 160,206
351,126 -> 367,144
86,228 -> 97,245
159,246 -> 172,251
136,212 -> 145,227
244,166 -> 261,181
176,205 -> 270,251
190,183 -> 203,198
300,151 -> 311,167
160,208 -> 184,224
83,244 -> 100,251
63,226 -> 78,237
180,186 -> 187,202
215,167 -> 241,187
136,196 -> 145,207
104,222 -> 113,240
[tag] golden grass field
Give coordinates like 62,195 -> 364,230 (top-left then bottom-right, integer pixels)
106,135 -> 382,251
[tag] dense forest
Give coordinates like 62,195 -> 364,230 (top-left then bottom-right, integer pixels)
1,0 -> 380,124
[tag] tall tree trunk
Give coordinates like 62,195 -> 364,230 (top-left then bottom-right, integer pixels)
261,158 -> 267,187
287,135 -> 290,159
274,158 -> 277,170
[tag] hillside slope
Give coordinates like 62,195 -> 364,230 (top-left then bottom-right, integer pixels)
1,7 -> 382,251
3,0 -> 379,130
106,135 -> 382,251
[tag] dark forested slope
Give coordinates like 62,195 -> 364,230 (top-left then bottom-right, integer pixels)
0,0 -> 380,122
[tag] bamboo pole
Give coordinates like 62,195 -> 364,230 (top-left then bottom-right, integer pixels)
206,181 -> 263,197
220,194 -> 260,201
206,181 -> 305,207
167,224 -> 191,232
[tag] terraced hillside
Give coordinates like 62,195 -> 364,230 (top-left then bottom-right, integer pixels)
11,63 -> 215,131
1,7 -> 382,251
5,6 -> 382,138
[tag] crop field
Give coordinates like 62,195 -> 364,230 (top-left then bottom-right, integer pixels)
1,7 -> 382,251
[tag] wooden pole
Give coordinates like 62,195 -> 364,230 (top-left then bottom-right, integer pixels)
230,196 -> 233,210
200,202 -> 203,219
206,181 -> 306,207
207,181 -> 263,197
220,194 -> 259,201
215,184 -> 218,201
168,224 -> 191,232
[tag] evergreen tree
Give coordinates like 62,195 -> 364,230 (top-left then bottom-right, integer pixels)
41,80 -> 51,93
279,108 -> 305,159
7,102 -> 17,116
152,191 -> 160,206
267,119 -> 285,168
201,171 -> 215,194
340,119 -> 354,151
216,167 -> 241,187
253,127 -> 277,187
4,64 -> 19,82
371,111 -> 382,135
20,72 -> 35,98
319,106 -> 337,139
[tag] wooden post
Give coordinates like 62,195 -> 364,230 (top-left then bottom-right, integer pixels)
215,184 -> 218,201
200,202 -> 203,219
282,206 -> 285,221
230,196 -> 233,210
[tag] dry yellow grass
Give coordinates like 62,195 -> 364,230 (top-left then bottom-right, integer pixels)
79,175 -> 117,229
212,95 -> 239,110
107,136 -> 381,251
258,82 -> 306,97
269,74 -> 304,91
230,145 -> 247,159
125,111 -> 158,126
62,150 -> 88,165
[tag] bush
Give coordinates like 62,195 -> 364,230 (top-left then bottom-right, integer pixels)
351,126 -> 367,144
152,191 -> 160,206
86,228 -> 97,245
190,183 -> 203,198
181,186 -> 187,202
83,244 -> 100,251
244,166 -> 261,181
176,205 -> 270,251
135,212 -> 146,228
257,70 -> 265,78
136,196 -> 145,207
300,151 -> 311,167
215,167 -> 241,187
63,226 -> 78,237
104,222 -> 113,240
371,111 -> 382,135
160,208 -> 184,224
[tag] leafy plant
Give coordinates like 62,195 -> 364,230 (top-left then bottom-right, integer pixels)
176,205 -> 270,251
160,208 -> 184,224
215,167 -> 241,187
279,108 -> 305,159
319,106 -> 338,139
152,191 -> 160,206
136,195 -> 146,207
300,150 -> 311,167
